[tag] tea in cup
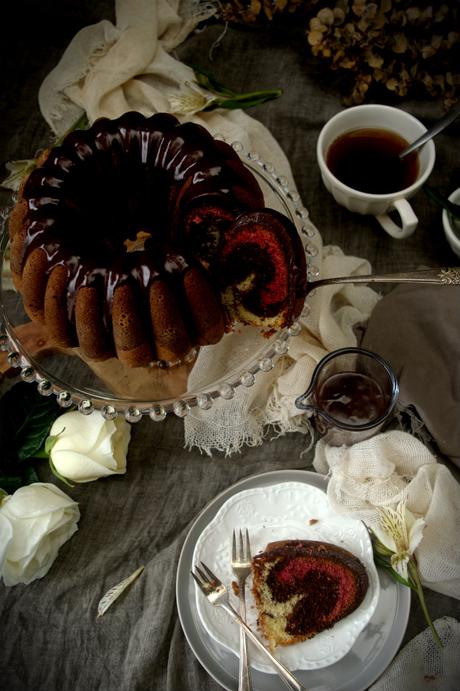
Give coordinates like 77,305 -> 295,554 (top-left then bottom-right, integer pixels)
295,347 -> 399,446
317,104 -> 436,239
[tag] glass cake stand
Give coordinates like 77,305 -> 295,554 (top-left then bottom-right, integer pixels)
0,144 -> 320,422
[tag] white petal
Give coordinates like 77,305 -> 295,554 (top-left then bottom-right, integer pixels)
4,519 -> 79,586
391,552 -> 409,580
88,420 -> 118,465
21,518 -> 78,573
1,483 -> 78,518
51,449 -> 121,482
88,418 -> 130,470
50,411 -> 106,454
0,484 -> 79,586
1,159 -> 36,191
372,518 -> 397,552
408,517 -> 426,553
0,513 -> 13,571
110,419 -> 131,468
6,514 -> 53,561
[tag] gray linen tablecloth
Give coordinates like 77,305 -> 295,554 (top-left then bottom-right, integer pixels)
1,3 -> 460,690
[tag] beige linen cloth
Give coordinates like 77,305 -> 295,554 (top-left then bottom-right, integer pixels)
313,429 -> 460,685
37,0 -> 460,681
38,0 -> 380,454
369,616 -> 460,691
314,430 -> 460,599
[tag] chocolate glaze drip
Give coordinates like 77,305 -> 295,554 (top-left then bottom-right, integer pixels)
20,112 -> 262,336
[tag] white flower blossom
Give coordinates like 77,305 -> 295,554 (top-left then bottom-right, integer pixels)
0,483 -> 80,586
373,500 -> 425,580
168,81 -> 217,115
48,410 -> 131,483
1,159 -> 36,191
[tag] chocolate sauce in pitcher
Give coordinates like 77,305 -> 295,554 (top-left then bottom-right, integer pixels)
316,371 -> 388,425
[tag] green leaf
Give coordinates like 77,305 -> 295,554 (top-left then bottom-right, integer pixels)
408,558 -> 443,648
188,63 -> 283,111
0,382 -> 62,490
372,547 -> 417,590
208,89 -> 283,111
424,185 -> 460,220
0,464 -> 39,495
44,433 -> 62,456
16,395 -> 63,460
189,63 -> 237,97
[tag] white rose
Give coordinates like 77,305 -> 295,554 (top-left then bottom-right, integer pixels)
0,483 -> 80,586
48,410 -> 131,483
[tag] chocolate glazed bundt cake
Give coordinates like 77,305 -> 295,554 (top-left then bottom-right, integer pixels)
8,112 -> 307,368
252,539 -> 369,648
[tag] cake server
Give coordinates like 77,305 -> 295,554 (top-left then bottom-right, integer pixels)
306,266 -> 460,294
191,561 -> 307,691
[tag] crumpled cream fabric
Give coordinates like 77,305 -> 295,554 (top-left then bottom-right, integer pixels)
313,430 -> 460,599
38,0 -> 380,453
369,617 -> 460,691
185,247 -> 379,454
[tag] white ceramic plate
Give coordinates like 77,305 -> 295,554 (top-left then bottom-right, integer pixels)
193,482 -> 380,673
176,469 -> 411,691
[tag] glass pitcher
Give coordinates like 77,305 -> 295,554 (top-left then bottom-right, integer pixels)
295,347 -> 399,446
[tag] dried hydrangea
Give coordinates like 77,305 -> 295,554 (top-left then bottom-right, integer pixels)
218,1 -> 459,108
220,0 -> 309,25
306,0 -> 459,108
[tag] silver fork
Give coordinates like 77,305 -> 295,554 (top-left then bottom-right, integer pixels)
231,529 -> 253,691
192,562 -> 307,691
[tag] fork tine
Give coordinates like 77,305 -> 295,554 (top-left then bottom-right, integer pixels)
239,529 -> 244,560
232,529 -> 237,562
195,564 -> 209,584
245,528 -> 251,561
191,570 -> 205,590
200,561 -> 220,583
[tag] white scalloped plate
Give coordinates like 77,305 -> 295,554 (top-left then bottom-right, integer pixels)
193,481 -> 380,673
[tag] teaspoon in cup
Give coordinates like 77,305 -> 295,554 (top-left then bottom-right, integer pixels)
399,102 -> 460,159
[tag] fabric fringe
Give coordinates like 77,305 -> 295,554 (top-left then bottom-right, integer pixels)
184,423 -> 267,457
183,0 -> 219,22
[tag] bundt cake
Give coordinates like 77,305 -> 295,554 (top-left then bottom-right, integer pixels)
8,112 -> 307,368
251,539 -> 369,648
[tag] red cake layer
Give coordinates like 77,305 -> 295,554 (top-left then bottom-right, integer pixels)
252,539 -> 369,647
219,210 -> 307,329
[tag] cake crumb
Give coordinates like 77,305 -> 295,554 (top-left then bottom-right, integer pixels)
231,580 -> 239,597
308,518 -> 319,525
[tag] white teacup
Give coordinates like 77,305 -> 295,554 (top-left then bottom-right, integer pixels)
317,104 -> 436,239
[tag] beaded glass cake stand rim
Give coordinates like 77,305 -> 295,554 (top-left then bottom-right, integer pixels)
0,142 -> 320,423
